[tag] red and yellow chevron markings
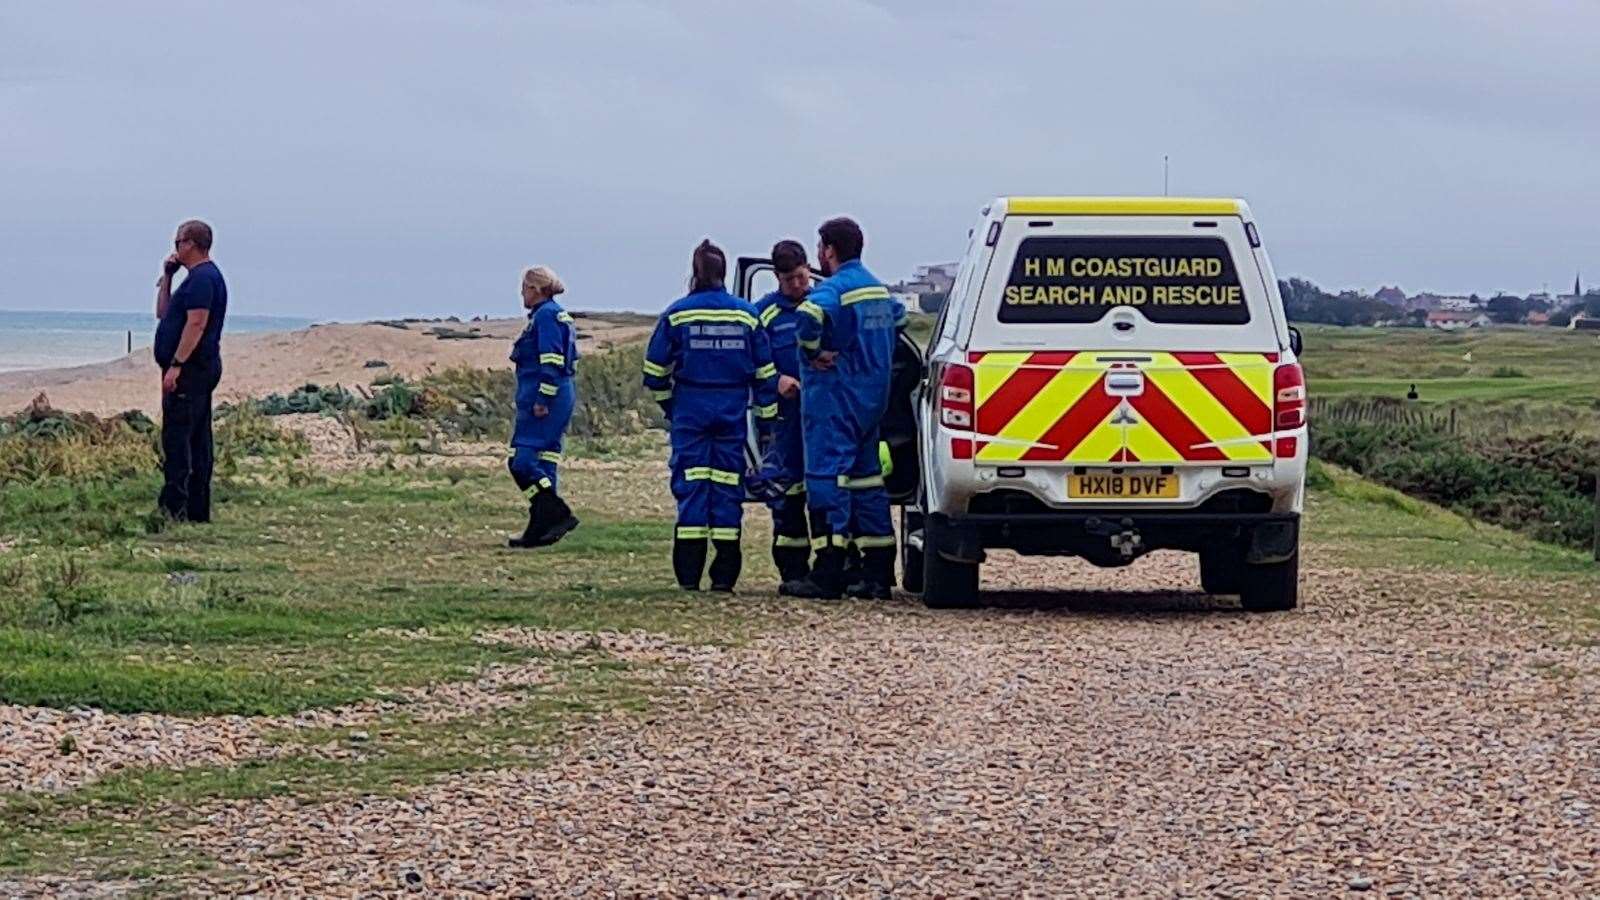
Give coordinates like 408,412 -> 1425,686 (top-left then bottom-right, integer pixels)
968,350 -> 1277,464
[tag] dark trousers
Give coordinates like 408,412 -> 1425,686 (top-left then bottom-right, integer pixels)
159,368 -> 219,523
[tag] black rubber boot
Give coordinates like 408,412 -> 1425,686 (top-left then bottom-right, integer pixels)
672,537 -> 708,591
846,546 -> 896,600
528,492 -> 580,547
771,543 -> 810,584
708,539 -> 742,592
507,498 -> 549,548
780,547 -> 845,600
840,544 -> 864,590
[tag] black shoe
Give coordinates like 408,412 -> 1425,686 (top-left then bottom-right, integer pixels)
845,546 -> 895,599
844,580 -> 891,600
526,493 -> 579,547
708,584 -> 735,594
507,499 -> 546,548
781,547 -> 844,600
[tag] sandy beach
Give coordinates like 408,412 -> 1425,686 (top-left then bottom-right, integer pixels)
0,315 -> 654,417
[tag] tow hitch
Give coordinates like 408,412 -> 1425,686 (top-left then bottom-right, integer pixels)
1086,516 -> 1143,559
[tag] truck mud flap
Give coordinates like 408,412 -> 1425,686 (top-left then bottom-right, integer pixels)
1247,518 -> 1299,564
928,513 -> 986,565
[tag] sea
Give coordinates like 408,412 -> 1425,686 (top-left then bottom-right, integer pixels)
0,310 -> 314,374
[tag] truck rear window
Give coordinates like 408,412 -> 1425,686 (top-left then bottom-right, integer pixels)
997,236 -> 1251,325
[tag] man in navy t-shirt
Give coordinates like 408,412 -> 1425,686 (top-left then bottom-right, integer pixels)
154,219 -> 227,522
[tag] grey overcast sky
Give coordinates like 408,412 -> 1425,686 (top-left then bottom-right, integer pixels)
2,0 -> 1596,319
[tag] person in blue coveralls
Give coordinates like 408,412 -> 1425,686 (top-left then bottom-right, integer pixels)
750,240 -> 825,588
506,265 -> 581,548
642,240 -> 779,591
780,217 -> 905,601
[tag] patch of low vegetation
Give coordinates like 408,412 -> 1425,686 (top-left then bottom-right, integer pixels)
1312,421 -> 1598,549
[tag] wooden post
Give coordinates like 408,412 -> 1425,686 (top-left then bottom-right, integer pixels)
127,330 -> 132,354
1593,470 -> 1599,562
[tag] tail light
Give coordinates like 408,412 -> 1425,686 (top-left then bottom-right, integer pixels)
938,363 -> 975,431
1274,363 -> 1305,430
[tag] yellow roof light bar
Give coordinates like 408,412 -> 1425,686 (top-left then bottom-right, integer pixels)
1005,196 -> 1242,216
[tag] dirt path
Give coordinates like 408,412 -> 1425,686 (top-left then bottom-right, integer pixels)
163,552 -> 1597,897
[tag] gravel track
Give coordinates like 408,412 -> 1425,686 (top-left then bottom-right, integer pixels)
150,551 -> 1599,897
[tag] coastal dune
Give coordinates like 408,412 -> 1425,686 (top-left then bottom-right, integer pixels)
0,316 -> 653,417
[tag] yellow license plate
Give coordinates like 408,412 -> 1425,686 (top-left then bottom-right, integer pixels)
1068,470 -> 1179,500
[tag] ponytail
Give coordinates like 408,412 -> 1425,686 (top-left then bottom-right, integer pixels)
689,239 -> 726,293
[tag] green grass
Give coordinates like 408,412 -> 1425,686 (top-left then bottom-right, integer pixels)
1299,324 -> 1600,429
0,453 -> 746,716
1305,459 -> 1600,583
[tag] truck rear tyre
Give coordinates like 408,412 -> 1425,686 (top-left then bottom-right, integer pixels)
900,507 -> 925,595
921,517 -> 980,609
1239,551 -> 1299,612
1198,548 -> 1243,595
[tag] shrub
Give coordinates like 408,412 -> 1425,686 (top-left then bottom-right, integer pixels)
1311,419 -> 1597,550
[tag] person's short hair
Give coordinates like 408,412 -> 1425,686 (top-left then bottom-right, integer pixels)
771,239 -> 808,274
178,219 -> 213,252
690,239 -> 726,293
818,217 -> 863,262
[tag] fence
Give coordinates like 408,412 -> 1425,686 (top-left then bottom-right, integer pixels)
1308,397 -> 1459,434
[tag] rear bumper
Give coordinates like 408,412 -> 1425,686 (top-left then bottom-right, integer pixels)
926,510 -> 1300,568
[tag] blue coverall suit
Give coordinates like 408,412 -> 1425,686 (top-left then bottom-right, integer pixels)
507,300 -> 579,545
754,290 -> 825,581
792,260 -> 906,595
643,289 -> 779,590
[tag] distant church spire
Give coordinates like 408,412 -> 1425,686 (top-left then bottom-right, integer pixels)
1578,272 -> 1583,297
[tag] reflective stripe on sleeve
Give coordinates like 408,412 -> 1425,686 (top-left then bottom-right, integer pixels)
837,473 -> 885,489
759,305 -> 781,326
642,359 -> 672,378
539,353 -> 567,365
538,383 -> 559,396
797,301 -> 824,323
755,403 -> 778,420
841,286 -> 891,305
650,388 -> 673,401
556,311 -> 575,323
755,363 -> 777,380
538,450 -> 562,464
799,338 -> 820,351
675,525 -> 709,540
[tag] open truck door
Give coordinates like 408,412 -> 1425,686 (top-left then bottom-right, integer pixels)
733,256 -> 923,505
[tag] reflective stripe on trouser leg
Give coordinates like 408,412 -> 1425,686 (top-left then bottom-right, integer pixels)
509,448 -> 558,496
843,436 -> 892,551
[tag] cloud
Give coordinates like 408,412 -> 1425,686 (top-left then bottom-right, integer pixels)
0,0 -> 1595,317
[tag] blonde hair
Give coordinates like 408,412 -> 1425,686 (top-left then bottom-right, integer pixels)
521,265 -> 566,297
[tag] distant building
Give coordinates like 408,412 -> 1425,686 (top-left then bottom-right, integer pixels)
891,262 -> 959,314
1525,310 -> 1552,326
1570,314 -> 1600,332
1426,310 -> 1490,330
1436,295 -> 1480,312
1374,285 -> 1408,308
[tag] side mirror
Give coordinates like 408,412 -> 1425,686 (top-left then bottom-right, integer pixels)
1287,326 -> 1303,357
